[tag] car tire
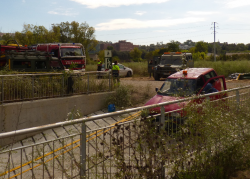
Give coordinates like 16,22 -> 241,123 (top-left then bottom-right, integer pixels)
126,71 -> 132,77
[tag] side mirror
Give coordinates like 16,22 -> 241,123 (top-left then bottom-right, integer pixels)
155,88 -> 158,92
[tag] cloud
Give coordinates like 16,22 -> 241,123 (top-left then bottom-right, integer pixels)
48,8 -> 78,16
22,0 -> 26,3
95,17 -> 205,31
226,0 -> 250,8
135,11 -> 146,16
187,11 -> 219,15
70,0 -> 170,8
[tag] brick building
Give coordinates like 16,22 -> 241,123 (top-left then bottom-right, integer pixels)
100,40 -> 138,52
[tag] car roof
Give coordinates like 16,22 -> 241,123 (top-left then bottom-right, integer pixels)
168,68 -> 214,79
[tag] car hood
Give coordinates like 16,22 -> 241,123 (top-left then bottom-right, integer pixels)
144,94 -> 188,114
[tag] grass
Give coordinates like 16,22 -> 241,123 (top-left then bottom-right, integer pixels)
195,60 -> 250,77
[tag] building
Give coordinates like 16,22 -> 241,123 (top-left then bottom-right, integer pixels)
99,40 -> 138,52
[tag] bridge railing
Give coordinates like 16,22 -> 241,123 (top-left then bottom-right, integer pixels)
0,71 -> 112,104
0,85 -> 250,178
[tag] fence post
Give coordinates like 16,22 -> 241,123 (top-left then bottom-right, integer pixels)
236,89 -> 240,110
109,71 -> 111,92
87,73 -> 89,94
160,106 -> 165,178
1,77 -> 4,104
80,122 -> 86,178
160,106 -> 165,130
32,75 -> 34,100
61,75 -> 64,97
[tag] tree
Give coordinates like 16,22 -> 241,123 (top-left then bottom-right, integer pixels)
107,46 -> 114,50
52,21 -> 98,59
195,41 -> 208,53
2,33 -> 14,44
167,40 -> 180,52
129,47 -> 142,62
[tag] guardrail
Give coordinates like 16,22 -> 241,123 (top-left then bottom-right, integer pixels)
0,71 -> 112,104
0,85 -> 250,178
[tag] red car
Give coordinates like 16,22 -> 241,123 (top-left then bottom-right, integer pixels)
144,68 -> 227,125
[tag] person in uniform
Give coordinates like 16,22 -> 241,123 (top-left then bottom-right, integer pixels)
112,61 -> 120,87
97,59 -> 102,79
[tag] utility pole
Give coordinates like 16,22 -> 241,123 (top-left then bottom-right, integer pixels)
214,22 -> 216,62
212,22 -> 218,62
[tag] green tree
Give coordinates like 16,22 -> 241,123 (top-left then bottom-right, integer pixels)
129,47 -> 142,62
52,21 -> 98,59
167,40 -> 180,52
107,46 -> 114,50
2,33 -> 14,44
98,50 -> 105,62
195,41 -> 208,53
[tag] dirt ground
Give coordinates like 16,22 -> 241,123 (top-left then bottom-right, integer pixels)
121,77 -> 250,179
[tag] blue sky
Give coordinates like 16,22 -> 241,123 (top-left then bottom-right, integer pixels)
1,0 -> 250,45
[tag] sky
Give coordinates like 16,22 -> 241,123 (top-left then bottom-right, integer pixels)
1,0 -> 250,45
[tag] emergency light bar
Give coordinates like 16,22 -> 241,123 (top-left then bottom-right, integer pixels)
163,52 -> 182,55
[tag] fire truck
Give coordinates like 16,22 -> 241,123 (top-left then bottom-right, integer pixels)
0,50 -> 62,72
0,41 -> 32,69
33,43 -> 86,72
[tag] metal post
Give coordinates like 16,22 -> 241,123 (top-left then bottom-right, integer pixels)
109,71 -> 111,92
160,106 -> 165,130
61,75 -> 64,97
214,22 -> 216,62
1,77 -> 4,104
32,75 -> 34,100
87,73 -> 89,94
80,122 -> 86,179
236,89 -> 240,110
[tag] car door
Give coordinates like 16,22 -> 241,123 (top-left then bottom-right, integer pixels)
118,64 -> 126,77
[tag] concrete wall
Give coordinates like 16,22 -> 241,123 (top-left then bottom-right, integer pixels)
0,92 -> 114,147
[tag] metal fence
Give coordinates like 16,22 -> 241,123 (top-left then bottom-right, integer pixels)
0,85 -> 250,178
0,71 -> 112,104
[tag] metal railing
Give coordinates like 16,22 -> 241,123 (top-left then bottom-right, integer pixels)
0,71 -> 112,104
0,85 -> 250,178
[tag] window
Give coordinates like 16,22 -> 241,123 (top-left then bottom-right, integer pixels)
204,71 -> 217,81
159,78 -> 197,97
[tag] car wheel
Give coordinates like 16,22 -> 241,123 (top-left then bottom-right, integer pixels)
127,71 -> 132,77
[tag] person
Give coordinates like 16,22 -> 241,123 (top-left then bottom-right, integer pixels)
97,59 -> 102,79
203,79 -> 218,94
112,61 -> 120,87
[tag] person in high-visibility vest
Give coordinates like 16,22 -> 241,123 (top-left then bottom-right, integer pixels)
97,59 -> 102,71
97,59 -> 102,79
112,61 -> 120,86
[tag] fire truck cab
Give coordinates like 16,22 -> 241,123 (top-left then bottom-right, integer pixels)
34,43 -> 86,72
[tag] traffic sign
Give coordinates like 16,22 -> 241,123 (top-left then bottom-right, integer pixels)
104,50 -> 112,57
105,57 -> 112,69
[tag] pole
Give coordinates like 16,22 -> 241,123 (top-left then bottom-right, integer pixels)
214,22 -> 216,62
80,122 -> 86,178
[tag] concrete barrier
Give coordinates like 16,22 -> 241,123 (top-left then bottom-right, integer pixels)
0,92 -> 114,147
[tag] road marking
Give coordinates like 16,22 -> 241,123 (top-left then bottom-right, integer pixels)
0,111 -> 141,178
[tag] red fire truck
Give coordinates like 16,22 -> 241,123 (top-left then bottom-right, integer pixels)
33,43 -> 86,72
0,42 -> 31,68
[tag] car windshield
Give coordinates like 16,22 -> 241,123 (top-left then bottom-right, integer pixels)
160,55 -> 182,65
61,48 -> 83,57
158,78 -> 197,97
